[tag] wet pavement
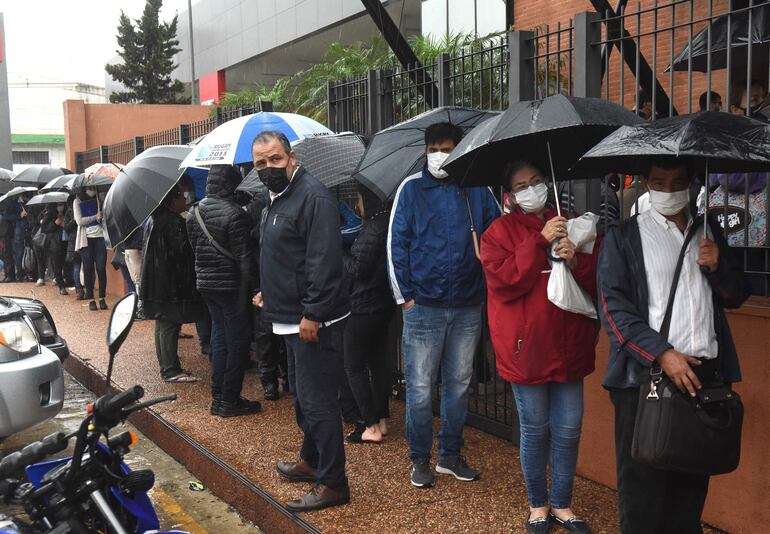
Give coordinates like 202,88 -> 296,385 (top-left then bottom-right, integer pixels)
0,283 -> 725,533
1,373 -> 262,534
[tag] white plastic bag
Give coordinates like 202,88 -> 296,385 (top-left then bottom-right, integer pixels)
547,213 -> 599,318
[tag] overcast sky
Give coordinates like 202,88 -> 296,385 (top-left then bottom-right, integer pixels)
1,0 -> 189,87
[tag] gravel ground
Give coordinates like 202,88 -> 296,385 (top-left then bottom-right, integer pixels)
6,283 -> 724,534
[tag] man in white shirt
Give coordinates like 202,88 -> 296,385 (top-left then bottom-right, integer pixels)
598,158 -> 750,533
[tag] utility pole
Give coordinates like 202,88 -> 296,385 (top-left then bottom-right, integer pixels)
187,0 -> 197,104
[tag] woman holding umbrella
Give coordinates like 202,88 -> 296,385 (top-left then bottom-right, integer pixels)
480,161 -> 597,534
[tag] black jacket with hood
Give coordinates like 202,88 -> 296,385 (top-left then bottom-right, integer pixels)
186,165 -> 252,295
259,167 -> 350,324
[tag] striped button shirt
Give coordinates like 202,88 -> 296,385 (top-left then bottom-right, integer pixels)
638,209 -> 718,360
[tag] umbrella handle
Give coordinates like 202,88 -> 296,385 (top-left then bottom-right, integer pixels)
546,140 -> 562,218
548,239 -> 565,263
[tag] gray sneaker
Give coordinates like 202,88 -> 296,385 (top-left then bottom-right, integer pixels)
410,459 -> 435,488
436,455 -> 480,481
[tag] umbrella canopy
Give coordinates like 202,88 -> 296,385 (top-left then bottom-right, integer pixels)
25,192 -> 70,207
12,166 -> 71,186
574,111 -> 770,176
0,168 -> 15,181
668,4 -> 769,73
83,162 -> 123,178
104,145 -> 193,246
40,173 -> 79,193
354,106 -> 499,200
237,132 -> 367,196
70,173 -> 115,193
179,112 -> 333,168
442,94 -> 643,188
0,187 -> 38,207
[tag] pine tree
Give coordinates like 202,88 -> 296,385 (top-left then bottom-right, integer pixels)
105,0 -> 186,104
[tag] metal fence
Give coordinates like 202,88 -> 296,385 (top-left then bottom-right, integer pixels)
327,1 -> 770,442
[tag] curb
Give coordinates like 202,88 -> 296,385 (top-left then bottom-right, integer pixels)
64,354 -> 321,534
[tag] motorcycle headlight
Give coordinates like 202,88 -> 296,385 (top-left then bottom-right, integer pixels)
33,316 -> 55,338
0,318 -> 39,354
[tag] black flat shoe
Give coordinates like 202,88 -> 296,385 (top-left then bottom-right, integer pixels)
88,301 -> 97,311
99,299 -> 108,310
549,513 -> 590,534
525,515 -> 551,534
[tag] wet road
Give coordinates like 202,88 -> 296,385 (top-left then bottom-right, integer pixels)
1,373 -> 263,534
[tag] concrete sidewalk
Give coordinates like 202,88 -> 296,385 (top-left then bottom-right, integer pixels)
5,284 -> 723,534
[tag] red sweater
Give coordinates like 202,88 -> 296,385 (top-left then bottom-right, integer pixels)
480,208 -> 599,384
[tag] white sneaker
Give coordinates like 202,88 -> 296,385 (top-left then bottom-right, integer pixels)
35,279 -> 45,287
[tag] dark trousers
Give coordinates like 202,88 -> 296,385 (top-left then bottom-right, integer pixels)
343,307 -> 395,426
154,319 -> 182,379
202,291 -> 251,403
610,387 -> 710,534
39,241 -> 64,288
81,237 -> 107,299
72,252 -> 82,291
196,308 -> 212,353
252,307 -> 287,385
3,230 -> 15,281
284,320 -> 348,490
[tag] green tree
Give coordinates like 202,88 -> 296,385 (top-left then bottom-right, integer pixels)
105,0 -> 186,104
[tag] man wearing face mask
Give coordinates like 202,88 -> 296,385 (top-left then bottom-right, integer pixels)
252,130 -> 350,512
387,122 -> 500,489
598,158 -> 750,534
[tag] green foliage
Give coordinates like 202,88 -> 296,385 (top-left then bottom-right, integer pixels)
106,0 -> 187,104
216,32 -> 505,123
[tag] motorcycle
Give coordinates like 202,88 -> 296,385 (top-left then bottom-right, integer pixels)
0,292 -> 188,534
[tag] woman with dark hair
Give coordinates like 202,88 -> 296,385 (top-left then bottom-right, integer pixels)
480,161 -> 598,534
74,188 -> 108,311
342,184 -> 396,443
38,202 -> 68,294
64,199 -> 84,300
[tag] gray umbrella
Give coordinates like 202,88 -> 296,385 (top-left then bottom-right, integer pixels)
237,133 -> 367,196
26,192 -> 70,207
0,187 -> 38,207
41,173 -> 79,193
12,166 -> 72,186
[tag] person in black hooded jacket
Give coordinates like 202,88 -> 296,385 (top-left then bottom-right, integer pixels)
186,164 -> 262,418
342,184 -> 396,444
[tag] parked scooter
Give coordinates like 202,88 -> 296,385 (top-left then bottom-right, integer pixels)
0,292 -> 188,534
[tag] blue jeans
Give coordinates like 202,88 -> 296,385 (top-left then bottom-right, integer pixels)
402,303 -> 482,461
72,253 -> 82,291
119,264 -> 135,294
201,291 -> 251,403
80,237 -> 107,299
511,380 -> 584,509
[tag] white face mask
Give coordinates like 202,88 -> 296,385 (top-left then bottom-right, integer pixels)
183,192 -> 195,205
514,183 -> 549,213
649,188 -> 690,216
86,189 -> 97,198
426,151 -> 450,179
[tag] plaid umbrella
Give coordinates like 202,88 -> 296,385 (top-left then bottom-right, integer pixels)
237,133 -> 366,196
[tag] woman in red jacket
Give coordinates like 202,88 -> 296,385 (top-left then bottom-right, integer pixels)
481,161 -> 598,534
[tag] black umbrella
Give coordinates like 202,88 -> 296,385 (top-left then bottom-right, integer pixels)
442,94 -> 642,216
0,169 -> 15,195
574,111 -> 770,235
237,133 -> 366,196
41,173 -> 79,193
26,192 -> 70,207
668,3 -> 769,74
12,166 -> 72,186
0,187 -> 38,207
70,173 -> 114,193
354,106 -> 499,200
103,145 -> 193,246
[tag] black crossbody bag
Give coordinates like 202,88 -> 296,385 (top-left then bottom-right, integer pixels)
631,224 -> 744,476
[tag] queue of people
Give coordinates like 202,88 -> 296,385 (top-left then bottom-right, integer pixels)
0,109 -> 753,532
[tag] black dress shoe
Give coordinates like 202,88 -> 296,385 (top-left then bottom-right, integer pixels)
263,382 -> 279,401
217,397 -> 262,417
525,515 -> 551,534
285,484 -> 350,513
99,299 -> 108,310
58,287 -> 68,295
549,513 -> 590,534
89,300 -> 97,311
210,395 -> 222,415
276,460 -> 317,482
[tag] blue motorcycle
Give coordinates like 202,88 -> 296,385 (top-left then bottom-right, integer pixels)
0,293 -> 188,534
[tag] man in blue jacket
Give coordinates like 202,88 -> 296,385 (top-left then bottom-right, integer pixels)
597,159 -> 750,533
388,122 -> 500,488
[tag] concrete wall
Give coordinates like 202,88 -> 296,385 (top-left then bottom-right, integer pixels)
0,14 -> 13,170
63,101 -> 210,171
580,303 -> 770,534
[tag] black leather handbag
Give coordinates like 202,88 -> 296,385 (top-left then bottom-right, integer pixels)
631,225 -> 744,476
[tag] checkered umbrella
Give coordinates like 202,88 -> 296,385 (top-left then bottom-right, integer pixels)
237,133 -> 366,196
